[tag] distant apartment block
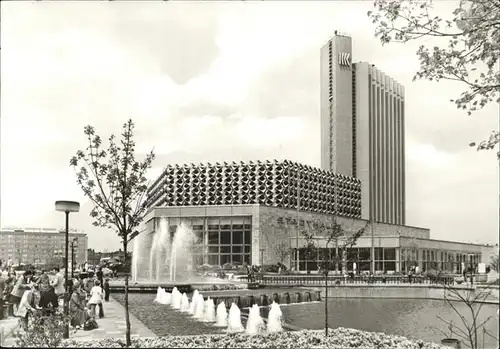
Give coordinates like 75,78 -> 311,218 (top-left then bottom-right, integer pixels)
0,227 -> 88,266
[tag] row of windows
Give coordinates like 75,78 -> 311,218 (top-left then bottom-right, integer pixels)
203,254 -> 251,266
207,246 -> 251,254
295,247 -> 397,261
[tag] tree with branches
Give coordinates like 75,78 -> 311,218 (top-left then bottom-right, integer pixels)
301,217 -> 369,336
368,0 -> 500,157
436,283 -> 499,349
272,241 -> 291,268
490,253 -> 499,273
70,120 -> 155,347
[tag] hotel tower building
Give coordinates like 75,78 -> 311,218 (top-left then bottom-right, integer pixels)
320,32 -> 406,225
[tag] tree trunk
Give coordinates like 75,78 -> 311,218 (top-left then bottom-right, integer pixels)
123,240 -> 131,347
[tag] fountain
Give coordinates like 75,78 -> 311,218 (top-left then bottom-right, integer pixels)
203,297 -> 216,322
214,302 -> 228,327
246,304 -> 265,335
227,302 -> 244,333
189,290 -> 199,315
154,287 -> 162,303
160,288 -> 171,305
131,232 -> 143,283
267,301 -> 283,333
180,293 -> 190,312
133,218 -> 199,283
194,293 -> 205,319
171,287 -> 182,310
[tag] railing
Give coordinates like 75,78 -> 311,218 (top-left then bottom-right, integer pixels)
240,274 -> 455,286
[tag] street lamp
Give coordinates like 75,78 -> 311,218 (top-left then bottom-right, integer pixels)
55,200 -> 80,340
70,238 -> 78,279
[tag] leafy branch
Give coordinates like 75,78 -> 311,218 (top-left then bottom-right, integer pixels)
368,0 -> 500,154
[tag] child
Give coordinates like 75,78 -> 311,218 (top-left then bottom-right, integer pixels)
88,280 -> 104,320
104,278 -> 110,302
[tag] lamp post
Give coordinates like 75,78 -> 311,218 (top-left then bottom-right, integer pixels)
70,238 -> 78,279
55,200 -> 80,340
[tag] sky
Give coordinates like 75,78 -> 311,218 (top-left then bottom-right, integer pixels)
1,1 -> 498,252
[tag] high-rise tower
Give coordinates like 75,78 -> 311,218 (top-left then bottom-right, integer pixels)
320,33 -> 406,225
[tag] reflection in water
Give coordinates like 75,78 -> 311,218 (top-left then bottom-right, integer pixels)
276,299 -> 499,347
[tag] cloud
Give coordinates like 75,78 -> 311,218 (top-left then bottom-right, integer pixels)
1,1 -> 497,252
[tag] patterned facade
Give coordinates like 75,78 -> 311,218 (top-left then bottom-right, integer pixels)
146,160 -> 362,218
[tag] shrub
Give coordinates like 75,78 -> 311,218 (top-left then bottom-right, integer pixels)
222,263 -> 234,271
13,309 -> 73,348
261,264 -> 280,273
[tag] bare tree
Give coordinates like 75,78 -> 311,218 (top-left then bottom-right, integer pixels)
272,241 -> 291,266
436,283 -> 499,349
70,120 -> 155,347
301,217 -> 369,336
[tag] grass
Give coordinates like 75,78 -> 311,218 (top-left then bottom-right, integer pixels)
113,293 -> 227,336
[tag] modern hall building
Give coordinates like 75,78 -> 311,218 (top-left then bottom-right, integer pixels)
138,32 -> 486,277
139,160 -> 483,276
320,32 -> 405,225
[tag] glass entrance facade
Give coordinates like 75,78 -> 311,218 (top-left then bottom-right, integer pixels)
164,216 -> 252,267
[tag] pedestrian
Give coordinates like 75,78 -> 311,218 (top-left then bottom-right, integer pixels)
96,267 -> 104,288
16,282 -> 41,330
10,270 -> 33,313
103,278 -> 110,302
69,281 -> 90,329
37,269 -> 51,293
88,280 -> 104,320
50,267 -> 65,300
39,285 -> 59,317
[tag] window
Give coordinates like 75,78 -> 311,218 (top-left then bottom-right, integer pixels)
208,232 -> 219,245
384,248 -> 396,260
209,246 -> 219,254
220,231 -> 231,244
358,248 -> 370,260
232,246 -> 242,254
244,232 -> 251,245
232,231 -> 243,245
220,255 -> 231,265
220,246 -> 231,254
208,255 -> 219,265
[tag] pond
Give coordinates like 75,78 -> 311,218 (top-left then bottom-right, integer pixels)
115,293 -> 499,347
268,299 -> 499,348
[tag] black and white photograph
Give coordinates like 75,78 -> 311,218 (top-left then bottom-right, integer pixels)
0,0 -> 499,348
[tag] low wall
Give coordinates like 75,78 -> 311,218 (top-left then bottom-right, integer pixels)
306,285 -> 498,304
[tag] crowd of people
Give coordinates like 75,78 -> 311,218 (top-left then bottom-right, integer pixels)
0,266 -> 110,332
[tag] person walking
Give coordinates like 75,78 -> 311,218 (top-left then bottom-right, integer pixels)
103,278 -> 110,302
87,280 -> 104,320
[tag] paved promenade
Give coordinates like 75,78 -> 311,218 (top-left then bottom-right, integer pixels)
1,297 -> 156,347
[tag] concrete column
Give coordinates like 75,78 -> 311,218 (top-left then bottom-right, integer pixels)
395,247 -> 401,273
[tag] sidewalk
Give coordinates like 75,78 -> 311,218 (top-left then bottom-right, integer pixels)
2,297 -> 156,347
